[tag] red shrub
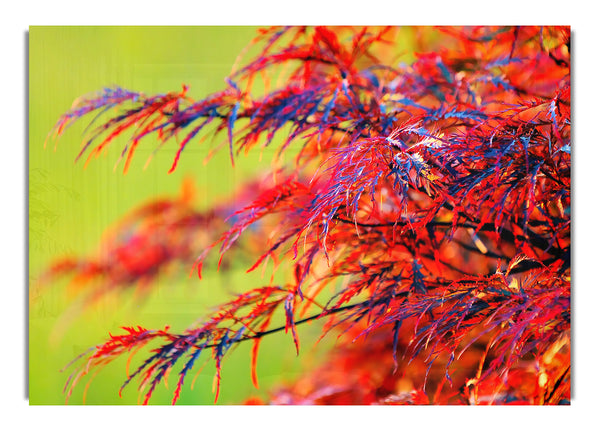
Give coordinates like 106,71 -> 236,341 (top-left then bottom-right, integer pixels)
46,26 -> 570,405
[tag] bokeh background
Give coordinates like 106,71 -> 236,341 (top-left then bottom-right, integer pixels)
28,26 -> 330,405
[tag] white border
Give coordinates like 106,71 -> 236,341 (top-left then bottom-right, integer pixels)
6,1 -> 598,429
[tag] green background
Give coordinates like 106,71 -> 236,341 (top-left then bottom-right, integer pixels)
28,26 -> 327,405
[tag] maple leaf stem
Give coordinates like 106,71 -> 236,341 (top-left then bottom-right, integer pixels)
203,302 -> 365,349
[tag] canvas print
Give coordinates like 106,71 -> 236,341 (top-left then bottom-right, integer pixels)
29,26 -> 570,405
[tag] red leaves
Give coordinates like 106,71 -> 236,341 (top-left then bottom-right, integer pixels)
49,26 -> 570,405
284,293 -> 300,355
195,177 -> 312,278
62,325 -> 171,403
41,179 -> 222,306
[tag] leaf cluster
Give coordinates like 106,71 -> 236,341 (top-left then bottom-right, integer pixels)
47,26 -> 570,404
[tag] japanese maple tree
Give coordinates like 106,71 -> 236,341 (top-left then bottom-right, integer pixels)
43,26 -> 570,405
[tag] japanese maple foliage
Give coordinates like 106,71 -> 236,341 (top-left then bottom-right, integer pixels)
45,26 -> 570,405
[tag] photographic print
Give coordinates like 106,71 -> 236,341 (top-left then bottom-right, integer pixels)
29,26 -> 571,405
